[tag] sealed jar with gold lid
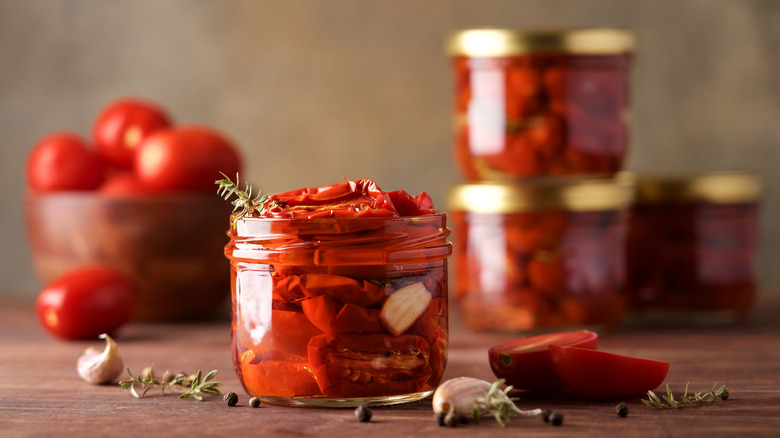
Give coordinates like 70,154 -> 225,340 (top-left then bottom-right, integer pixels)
447,28 -> 634,181
449,176 -> 633,331
625,172 -> 762,323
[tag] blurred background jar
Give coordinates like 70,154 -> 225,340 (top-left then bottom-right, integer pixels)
625,172 -> 762,323
448,176 -> 634,332
447,28 -> 635,181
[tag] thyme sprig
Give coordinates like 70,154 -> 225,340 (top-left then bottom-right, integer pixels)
471,379 -> 539,427
215,172 -> 268,224
642,382 -> 730,409
119,366 -> 222,401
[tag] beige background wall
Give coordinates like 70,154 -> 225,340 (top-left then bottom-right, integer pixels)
2,0 -> 778,296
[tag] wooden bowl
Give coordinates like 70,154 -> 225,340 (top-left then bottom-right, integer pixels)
24,192 -> 233,322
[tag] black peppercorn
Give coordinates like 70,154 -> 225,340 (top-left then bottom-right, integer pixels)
223,391 -> 238,407
443,411 -> 459,427
550,412 -> 564,426
616,402 -> 629,417
249,397 -> 261,408
541,409 -> 553,423
355,404 -> 372,422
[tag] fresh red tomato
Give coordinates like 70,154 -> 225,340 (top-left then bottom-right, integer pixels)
98,171 -> 155,197
488,330 -> 598,391
549,345 -> 669,399
135,125 -> 242,192
36,265 -> 136,340
25,132 -> 105,192
92,98 -> 171,169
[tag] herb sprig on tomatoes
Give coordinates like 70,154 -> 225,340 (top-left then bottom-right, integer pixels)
215,172 -> 268,224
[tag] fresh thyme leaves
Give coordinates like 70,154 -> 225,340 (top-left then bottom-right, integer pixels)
179,369 -> 223,401
471,379 -> 528,427
642,382 -> 730,409
215,172 -> 268,224
119,366 -> 222,401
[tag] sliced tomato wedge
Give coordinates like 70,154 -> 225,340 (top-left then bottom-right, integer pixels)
488,330 -> 598,391
549,345 -> 669,399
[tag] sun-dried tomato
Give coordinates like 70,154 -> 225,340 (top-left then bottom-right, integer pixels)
239,350 -> 321,398
307,333 -> 435,397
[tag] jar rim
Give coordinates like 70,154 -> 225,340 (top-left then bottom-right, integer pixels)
448,177 -> 634,213
226,213 -> 451,266
446,27 -> 635,57
231,212 -> 448,236
622,171 -> 763,204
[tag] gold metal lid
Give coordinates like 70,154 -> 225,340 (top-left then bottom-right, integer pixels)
624,171 -> 763,204
446,27 -> 635,57
448,177 -> 634,214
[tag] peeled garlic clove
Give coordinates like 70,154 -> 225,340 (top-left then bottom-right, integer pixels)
432,377 -> 542,425
432,376 -> 492,416
379,282 -> 432,337
77,333 -> 124,384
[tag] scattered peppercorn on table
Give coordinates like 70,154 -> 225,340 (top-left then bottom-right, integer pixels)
1,295 -> 779,437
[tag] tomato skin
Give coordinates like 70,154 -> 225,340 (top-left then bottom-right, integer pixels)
26,132 -> 105,192
98,171 -> 155,197
35,265 -> 136,340
135,125 -> 242,192
488,330 -> 598,391
92,98 -> 172,169
549,345 -> 670,399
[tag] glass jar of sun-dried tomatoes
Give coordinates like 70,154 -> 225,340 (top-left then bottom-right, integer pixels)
625,172 -> 762,323
224,179 -> 451,407
449,177 -> 633,332
447,28 -> 634,180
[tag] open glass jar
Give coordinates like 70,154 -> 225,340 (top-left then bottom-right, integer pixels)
447,28 -> 634,180
449,177 -> 633,331
625,172 -> 762,323
225,214 -> 451,407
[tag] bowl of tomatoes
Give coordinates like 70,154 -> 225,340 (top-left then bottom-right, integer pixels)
24,98 -> 242,322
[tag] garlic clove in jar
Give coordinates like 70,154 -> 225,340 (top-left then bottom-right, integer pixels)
77,333 -> 124,384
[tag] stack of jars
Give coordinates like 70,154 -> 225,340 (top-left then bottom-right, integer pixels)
445,28 -> 637,331
446,28 -> 762,330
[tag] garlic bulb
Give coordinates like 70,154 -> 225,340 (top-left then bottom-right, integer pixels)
77,333 -> 124,384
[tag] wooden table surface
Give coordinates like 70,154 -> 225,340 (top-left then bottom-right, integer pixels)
1,296 -> 779,438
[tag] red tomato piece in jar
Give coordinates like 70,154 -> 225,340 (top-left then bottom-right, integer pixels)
307,333 -> 433,397
26,132 -> 105,192
527,253 -> 565,296
505,64 -> 542,120
237,308 -> 323,360
92,98 -> 172,169
301,294 -> 383,334
301,274 -> 385,307
273,273 -> 385,307
239,350 -> 321,398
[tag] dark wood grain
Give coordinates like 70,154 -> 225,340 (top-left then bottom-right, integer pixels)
1,296 -> 779,437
